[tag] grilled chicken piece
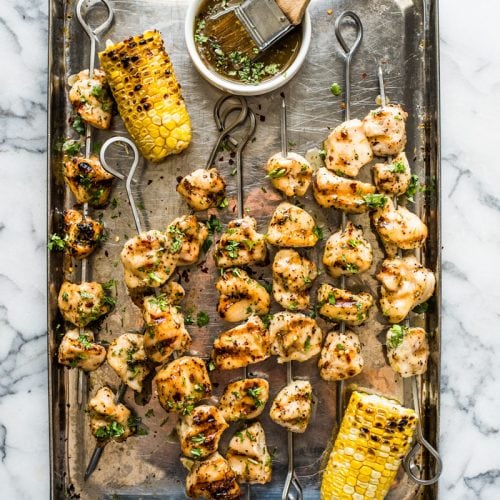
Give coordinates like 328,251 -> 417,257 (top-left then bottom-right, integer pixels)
58,281 -> 112,327
63,209 -> 103,259
64,155 -> 114,207
155,356 -> 212,414
269,312 -> 322,363
317,284 -> 373,326
107,333 -> 150,392
377,256 -> 435,323
142,294 -> 191,363
313,168 -> 376,213
386,325 -> 429,377
227,422 -> 272,484
58,328 -> 106,371
120,230 -> 178,290
318,329 -> 364,381
212,315 -> 270,370
267,202 -> 319,248
323,221 -> 373,278
183,452 -> 240,500
218,378 -> 269,422
323,119 -> 373,177
214,217 -> 267,268
372,198 -> 428,257
216,268 -> 270,322
167,215 -> 209,266
363,104 -> 408,157
373,152 -> 411,195
177,168 -> 226,211
177,405 -> 229,460
68,69 -> 113,129
88,387 -> 132,441
270,380 -> 313,433
272,249 -> 317,311
265,152 -> 313,197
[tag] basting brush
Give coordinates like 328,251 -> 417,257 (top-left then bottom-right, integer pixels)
205,0 -> 310,60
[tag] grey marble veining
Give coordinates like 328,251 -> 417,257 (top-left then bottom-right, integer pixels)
0,0 -> 499,498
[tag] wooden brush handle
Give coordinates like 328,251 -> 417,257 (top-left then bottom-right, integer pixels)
276,0 -> 310,25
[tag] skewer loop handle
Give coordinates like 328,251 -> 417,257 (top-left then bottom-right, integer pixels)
100,136 -> 142,234
76,0 -> 114,41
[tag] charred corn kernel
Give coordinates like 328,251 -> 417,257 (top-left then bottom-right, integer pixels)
321,391 -> 417,500
99,30 -> 191,162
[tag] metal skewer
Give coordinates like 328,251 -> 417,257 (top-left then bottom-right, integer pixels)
213,95 -> 256,500
377,65 -> 442,486
279,95 -> 303,500
333,10 -> 363,423
75,0 -> 114,407
83,136 -> 140,481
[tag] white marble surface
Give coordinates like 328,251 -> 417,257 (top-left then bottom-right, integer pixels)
0,0 -> 499,498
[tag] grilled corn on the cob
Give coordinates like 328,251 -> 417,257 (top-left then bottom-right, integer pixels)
321,391 -> 417,500
99,30 -> 191,162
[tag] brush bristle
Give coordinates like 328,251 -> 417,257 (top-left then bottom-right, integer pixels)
205,11 -> 259,59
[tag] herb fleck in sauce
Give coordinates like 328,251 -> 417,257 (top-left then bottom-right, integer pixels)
195,0 -> 302,85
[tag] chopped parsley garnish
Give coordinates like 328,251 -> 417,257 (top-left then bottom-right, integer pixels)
79,291 -> 94,299
330,82 -> 342,96
95,421 -> 125,440
62,139 -> 82,156
78,334 -> 92,349
313,226 -> 324,240
319,149 -> 326,160
387,324 -> 406,349
91,84 -> 102,98
102,279 -> 117,291
102,295 -> 117,307
190,434 -> 206,445
328,292 -> 336,305
247,386 -> 264,407
147,272 -> 162,284
48,233 -> 67,251
347,238 -> 360,248
405,174 -> 422,203
413,302 -> 429,314
148,294 -> 169,311
266,167 -> 287,179
390,160 -> 407,173
196,311 -> 210,327
206,215 -> 222,233
168,225 -> 184,253
362,193 -> 388,209
190,448 -> 203,458
336,343 -> 346,350
345,263 -> 359,273
225,240 -> 240,259
232,391 -> 241,399
71,114 -> 85,135
218,197 -> 229,209
304,336 -> 312,351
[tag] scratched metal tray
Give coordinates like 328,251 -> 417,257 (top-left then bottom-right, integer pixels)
47,0 -> 441,498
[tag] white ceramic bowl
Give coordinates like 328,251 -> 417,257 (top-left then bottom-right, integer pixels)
184,1 -> 311,96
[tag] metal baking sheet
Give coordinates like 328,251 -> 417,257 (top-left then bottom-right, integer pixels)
47,0 -> 441,498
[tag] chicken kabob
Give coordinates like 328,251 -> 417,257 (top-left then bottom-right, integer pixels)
175,96 -> 265,499
373,66 -> 442,485
206,97 -> 276,497
261,95 -> 321,500
82,134 -> 202,479
55,0 -> 116,404
312,12 -> 375,421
